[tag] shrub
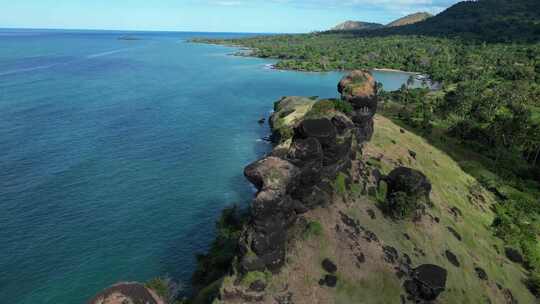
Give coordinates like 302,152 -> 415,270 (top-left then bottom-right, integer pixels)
192,206 -> 247,290
146,277 -> 181,304
385,191 -> 419,219
241,270 -> 271,287
303,221 -> 323,239
333,172 -> 348,195
333,99 -> 353,114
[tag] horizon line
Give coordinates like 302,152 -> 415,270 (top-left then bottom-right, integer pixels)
0,26 -> 304,35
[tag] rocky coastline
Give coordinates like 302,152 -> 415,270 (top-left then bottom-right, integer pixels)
89,70 -> 485,304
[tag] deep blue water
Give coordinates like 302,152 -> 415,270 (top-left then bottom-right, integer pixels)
0,29 -> 417,304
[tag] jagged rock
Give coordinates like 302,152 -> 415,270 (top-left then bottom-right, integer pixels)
505,247 -> 524,264
405,264 -> 448,301
241,157 -> 301,272
475,267 -> 488,281
258,118 -> 266,124
244,157 -> 299,193
383,245 -> 399,264
447,226 -> 462,241
322,258 -> 337,273
337,70 -> 378,142
87,282 -> 164,304
319,275 -> 338,287
338,70 -> 376,103
445,250 -> 460,267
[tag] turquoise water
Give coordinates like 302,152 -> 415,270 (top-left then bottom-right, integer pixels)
0,29 -> 416,304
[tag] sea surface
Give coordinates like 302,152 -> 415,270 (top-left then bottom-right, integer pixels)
0,29 -> 420,303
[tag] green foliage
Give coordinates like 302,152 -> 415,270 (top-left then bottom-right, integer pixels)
146,277 -> 170,299
333,99 -> 353,114
333,172 -> 348,195
146,277 -> 181,304
492,198 -> 540,295
303,220 -> 323,239
241,271 -> 271,287
381,191 -> 424,220
192,206 -> 247,291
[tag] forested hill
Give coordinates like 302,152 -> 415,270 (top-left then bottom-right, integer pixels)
349,0 -> 540,42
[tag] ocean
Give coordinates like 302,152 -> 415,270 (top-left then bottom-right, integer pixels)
0,29 -> 417,303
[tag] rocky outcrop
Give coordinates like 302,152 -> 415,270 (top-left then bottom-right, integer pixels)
87,282 -> 164,304
337,70 -> 378,142
239,71 -> 378,274
380,167 -> 432,219
404,264 -> 448,302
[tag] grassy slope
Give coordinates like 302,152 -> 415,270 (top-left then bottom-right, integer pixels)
361,115 -> 534,303
216,114 -> 535,303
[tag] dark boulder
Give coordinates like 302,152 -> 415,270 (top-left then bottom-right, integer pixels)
405,264 -> 448,301
505,247 -> 524,264
322,258 -> 337,273
319,275 -> 338,288
474,267 -> 488,281
385,167 -> 432,199
258,118 -> 266,124
296,118 -> 337,145
445,250 -> 460,267
380,167 -> 432,219
447,226 -> 462,242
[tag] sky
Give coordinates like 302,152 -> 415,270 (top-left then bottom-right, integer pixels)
0,0 -> 462,33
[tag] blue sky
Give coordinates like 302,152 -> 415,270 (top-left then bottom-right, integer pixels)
0,0 -> 461,33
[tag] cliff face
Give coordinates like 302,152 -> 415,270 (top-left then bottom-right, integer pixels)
238,71 -> 378,276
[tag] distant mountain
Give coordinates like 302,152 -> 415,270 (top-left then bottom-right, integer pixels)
369,0 -> 540,42
331,12 -> 431,32
331,21 -> 383,31
386,12 -> 432,27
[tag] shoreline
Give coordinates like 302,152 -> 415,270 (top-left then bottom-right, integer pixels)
371,68 -> 420,74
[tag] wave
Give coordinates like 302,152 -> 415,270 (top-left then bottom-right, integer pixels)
0,48 -> 136,77
86,48 -> 132,59
0,64 -> 58,77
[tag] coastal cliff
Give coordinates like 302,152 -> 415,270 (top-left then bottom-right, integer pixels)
90,71 -> 536,304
